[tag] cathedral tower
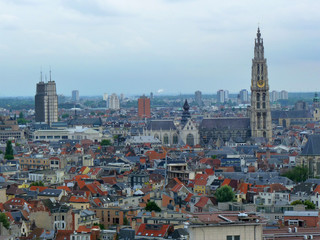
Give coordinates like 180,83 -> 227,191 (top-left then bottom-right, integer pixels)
250,28 -> 272,141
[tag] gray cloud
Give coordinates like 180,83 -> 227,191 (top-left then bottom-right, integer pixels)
0,0 -> 320,96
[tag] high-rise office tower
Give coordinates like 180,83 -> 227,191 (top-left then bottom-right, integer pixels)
138,95 -> 151,118
250,28 -> 272,141
72,90 -> 79,102
35,73 -> 58,125
195,90 -> 202,106
108,93 -> 120,110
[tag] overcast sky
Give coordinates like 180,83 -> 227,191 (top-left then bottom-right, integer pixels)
0,0 -> 319,97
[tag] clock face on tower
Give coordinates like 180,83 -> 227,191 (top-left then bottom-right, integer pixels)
257,79 -> 265,88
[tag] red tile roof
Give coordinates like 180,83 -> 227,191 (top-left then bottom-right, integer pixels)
57,186 -> 71,192
69,196 -> 89,203
184,193 -> 193,202
222,178 -> 231,186
314,185 -> 320,194
30,186 -> 48,192
237,183 -> 252,194
195,196 -> 209,208
136,224 -> 170,237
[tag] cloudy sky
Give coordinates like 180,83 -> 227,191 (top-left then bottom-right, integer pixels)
0,0 -> 319,97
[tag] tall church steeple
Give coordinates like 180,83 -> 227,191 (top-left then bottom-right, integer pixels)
181,99 -> 191,126
250,28 -> 272,141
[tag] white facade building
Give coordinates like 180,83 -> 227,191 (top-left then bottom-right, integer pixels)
108,93 -> 120,110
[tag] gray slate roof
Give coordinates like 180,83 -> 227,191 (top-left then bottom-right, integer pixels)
146,120 -> 176,131
200,118 -> 250,130
301,135 -> 320,156
68,118 -> 102,126
271,110 -> 313,119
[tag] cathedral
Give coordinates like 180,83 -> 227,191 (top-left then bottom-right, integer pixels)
144,100 -> 200,146
145,28 -> 272,146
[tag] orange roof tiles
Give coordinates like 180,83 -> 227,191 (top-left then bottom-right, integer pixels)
30,186 -> 48,192
57,186 -> 71,192
195,196 -> 209,208
69,196 -> 89,203
136,224 -> 170,237
222,178 -> 231,186
237,183 -> 252,194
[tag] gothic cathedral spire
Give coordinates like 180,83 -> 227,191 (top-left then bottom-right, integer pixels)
250,28 -> 272,141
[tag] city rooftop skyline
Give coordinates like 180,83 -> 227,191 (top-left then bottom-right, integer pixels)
0,0 -> 320,96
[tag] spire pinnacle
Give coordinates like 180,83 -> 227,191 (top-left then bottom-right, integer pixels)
257,27 -> 261,40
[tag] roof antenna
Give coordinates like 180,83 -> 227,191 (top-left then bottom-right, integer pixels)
40,66 -> 43,82
49,66 -> 52,81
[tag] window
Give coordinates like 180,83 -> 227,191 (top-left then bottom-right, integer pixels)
227,236 -> 240,240
163,134 -> 169,144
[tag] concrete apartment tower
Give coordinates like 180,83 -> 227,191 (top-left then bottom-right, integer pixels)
250,28 -> 272,141
195,90 -> 202,106
108,93 -> 120,110
72,90 -> 79,102
35,71 -> 58,125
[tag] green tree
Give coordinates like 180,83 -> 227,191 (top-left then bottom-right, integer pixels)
61,113 -> 69,119
123,217 -> 129,225
291,199 -> 315,209
94,223 -> 105,229
0,213 -> 10,229
101,139 -> 111,146
215,185 -> 235,202
304,200 -> 316,210
282,166 -> 308,183
145,201 -> 161,212
290,200 -> 303,205
4,140 -> 14,160
17,111 -> 28,124
30,181 -> 44,187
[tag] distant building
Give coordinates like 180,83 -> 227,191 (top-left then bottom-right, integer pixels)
295,100 -> 308,110
120,93 -> 124,102
270,90 -> 288,102
103,93 -> 108,108
35,75 -> 58,126
195,90 -> 202,106
270,90 -> 279,102
224,90 -> 229,102
239,89 -> 249,103
150,92 -> 154,100
280,90 -> 288,100
108,94 -> 120,110
72,90 -> 79,102
138,96 -> 151,118
298,135 -> 320,178
144,100 -> 199,146
217,90 -> 225,103
0,116 -> 24,142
